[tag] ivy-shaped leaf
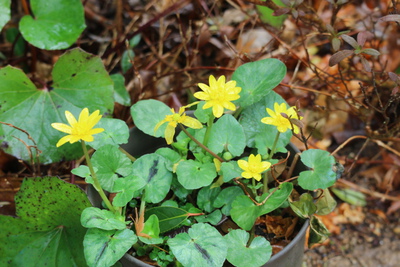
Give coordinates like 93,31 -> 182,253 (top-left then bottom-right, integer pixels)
167,223 -> 227,267
298,149 -> 337,190
0,177 -> 91,266
0,48 -> 114,164
19,0 -> 86,49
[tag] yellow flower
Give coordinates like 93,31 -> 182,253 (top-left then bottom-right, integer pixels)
154,103 -> 203,144
51,108 -> 104,147
194,75 -> 241,118
261,102 -> 303,134
238,154 -> 271,181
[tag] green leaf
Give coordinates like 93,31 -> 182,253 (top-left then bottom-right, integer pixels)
225,229 -> 272,267
220,161 -> 242,182
0,48 -> 114,164
0,177 -> 91,266
239,91 -> 291,154
91,144 -> 134,191
81,207 -> 126,230
195,209 -> 222,225
155,147 -> 181,172
289,193 -> 317,219
315,188 -> 337,215
133,153 -> 172,203
214,187 -> 244,216
257,0 -> 287,28
6,28 -> 26,56
232,58 -> 286,108
145,206 -> 190,233
298,149 -> 337,190
207,114 -> 246,157
331,187 -> 366,207
71,165 -> 96,188
89,118 -> 130,149
176,160 -> 216,189
167,223 -> 227,267
19,0 -> 86,49
111,74 -> 131,106
112,175 -> 147,207
131,99 -> 171,137
197,186 -> 221,213
141,214 -> 160,239
0,0 -> 10,32
84,228 -> 137,267
231,182 -> 293,230
121,49 -> 135,73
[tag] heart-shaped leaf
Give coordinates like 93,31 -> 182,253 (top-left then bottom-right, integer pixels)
132,153 -> 172,203
197,186 -> 221,213
225,229 -> 272,267
298,149 -> 337,190
289,193 -> 317,219
213,186 -> 244,216
81,207 -> 126,230
232,58 -> 286,107
84,228 -> 137,267
0,48 -> 114,164
91,144 -> 134,191
89,118 -> 130,149
207,114 -> 246,157
112,175 -> 147,207
231,182 -> 293,230
145,206 -> 190,233
0,177 -> 91,266
19,0 -> 86,49
111,73 -> 131,106
176,160 -> 216,190
167,223 -> 227,267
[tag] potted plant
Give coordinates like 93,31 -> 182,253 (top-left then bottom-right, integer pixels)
51,58 -> 339,267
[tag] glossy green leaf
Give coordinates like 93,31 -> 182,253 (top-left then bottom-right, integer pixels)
298,149 -> 337,190
214,186 -> 244,216
84,228 -> 137,267
141,214 -> 160,239
19,0 -> 85,49
155,147 -> 181,171
232,58 -> 286,108
220,161 -> 242,182
133,153 -> 172,203
0,177 -> 91,266
131,99 -> 171,137
290,193 -> 317,219
145,206 -> 189,233
71,165 -> 96,188
121,49 -> 135,73
167,223 -> 227,267
0,0 -> 10,32
207,114 -> 246,157
195,209 -> 222,225
91,144 -> 134,191
81,207 -> 126,230
0,48 -> 114,164
225,229 -> 272,267
239,91 -> 291,154
176,160 -> 216,189
6,27 -> 26,56
331,187 -> 366,207
89,118 -> 130,149
112,175 -> 147,207
231,182 -> 293,230
111,74 -> 131,106
197,186 -> 221,213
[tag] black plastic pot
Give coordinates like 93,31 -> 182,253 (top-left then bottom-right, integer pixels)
88,127 -> 309,267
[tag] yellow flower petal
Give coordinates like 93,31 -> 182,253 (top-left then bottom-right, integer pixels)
165,123 -> 176,144
238,154 -> 270,181
52,108 -> 104,147
261,102 -> 303,134
181,116 -> 203,129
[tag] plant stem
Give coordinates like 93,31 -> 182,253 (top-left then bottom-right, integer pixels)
202,114 -> 215,146
119,147 -> 136,162
263,131 -> 280,194
81,141 -> 116,214
179,124 -> 225,162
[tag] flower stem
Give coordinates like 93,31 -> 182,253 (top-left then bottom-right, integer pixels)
179,124 -> 225,162
119,147 -> 136,162
81,141 -> 116,214
263,131 -> 280,194
202,114 -> 214,146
